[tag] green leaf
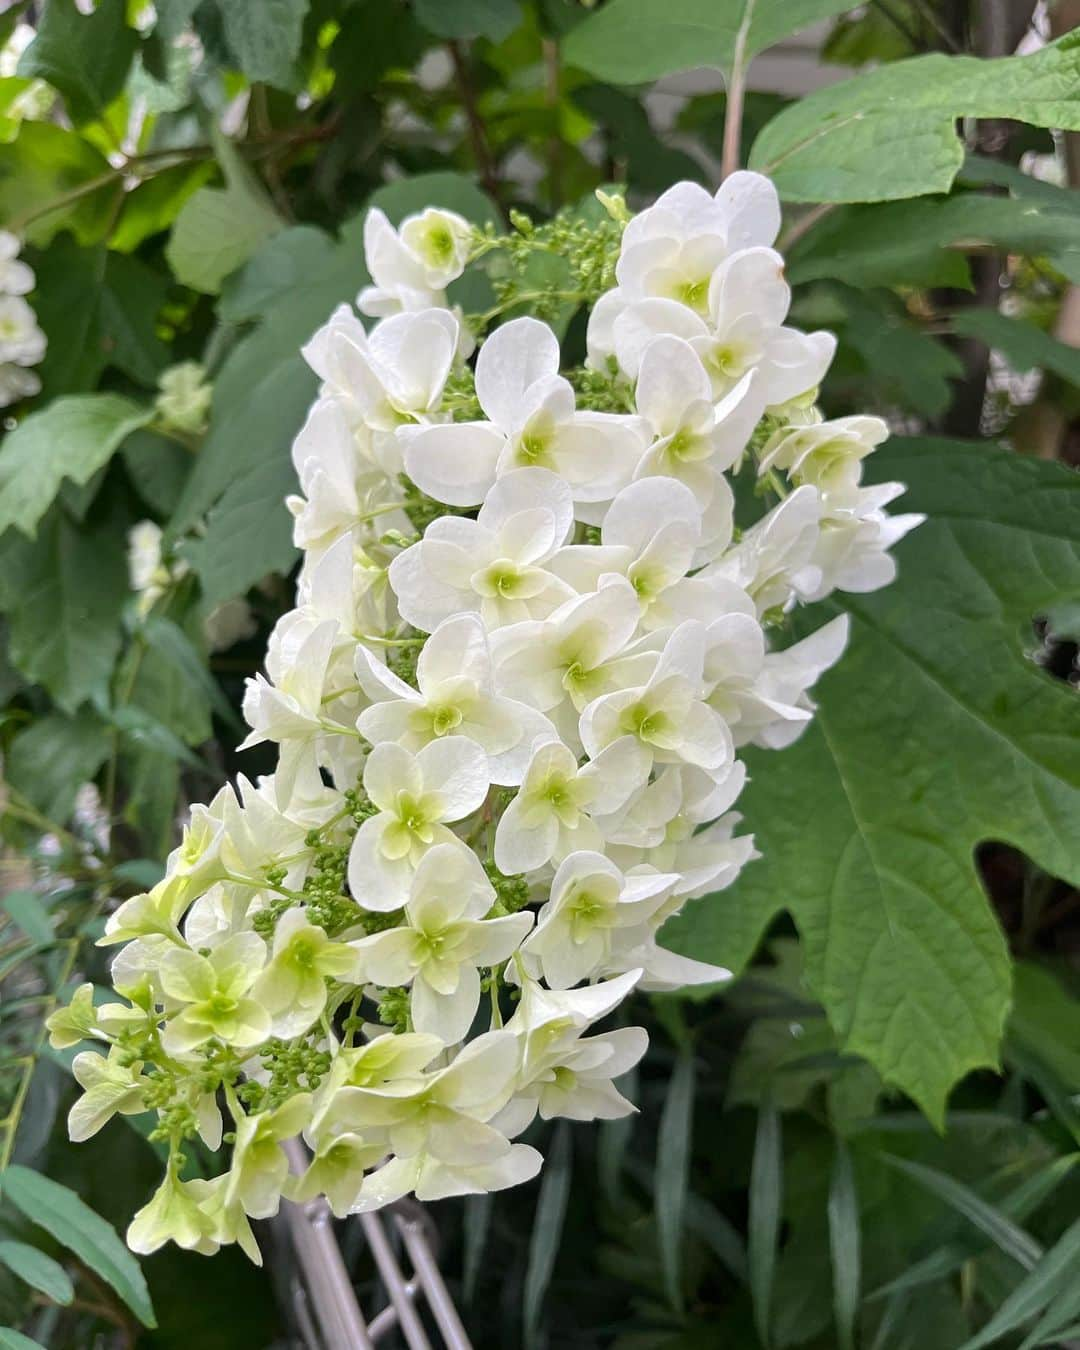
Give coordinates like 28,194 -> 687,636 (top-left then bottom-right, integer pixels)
831,288 -> 963,419
523,1122 -> 572,1349
870,1153 -> 1080,1302
0,507 -> 129,713
950,310 -> 1080,387
1005,1043 -> 1080,1147
884,1156 -> 1043,1271
4,712 -> 112,823
0,123 -> 116,247
0,394 -> 152,537
665,439 -> 1080,1123
0,1240 -> 74,1306
1,892 -> 55,946
957,1216 -> 1080,1350
178,173 -> 497,604
462,1192 -> 493,1305
828,1142 -> 860,1350
140,615 -> 240,732
563,0 -> 856,85
413,0 -> 522,41
749,1103 -> 782,1348
108,703 -> 209,770
216,0 -> 309,89
111,160 -> 217,253
122,429 -> 192,516
17,0 -> 136,125
0,1165 -> 155,1328
0,1330 -> 48,1350
1009,963 -> 1080,1091
32,239 -> 170,394
656,1048 -> 695,1313
789,193 -> 1080,291
165,136 -> 282,294
752,33 -> 1080,202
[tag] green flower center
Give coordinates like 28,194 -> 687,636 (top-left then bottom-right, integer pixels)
431,704 -> 463,736
675,277 -> 708,311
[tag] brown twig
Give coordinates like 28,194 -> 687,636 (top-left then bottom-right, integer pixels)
542,36 -> 563,210
720,0 -> 756,180
447,39 -> 506,219
777,202 -> 834,254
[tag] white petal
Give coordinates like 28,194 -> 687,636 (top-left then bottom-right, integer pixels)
413,965 -> 481,1044
613,298 -> 708,377
402,421 -> 506,507
494,792 -> 560,874
475,317 -> 560,429
635,334 -> 713,435
714,170 -> 781,249
347,817 -> 413,910
417,612 -> 492,693
416,736 -> 489,819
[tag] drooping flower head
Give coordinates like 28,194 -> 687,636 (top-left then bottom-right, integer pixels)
56,174 -> 921,1259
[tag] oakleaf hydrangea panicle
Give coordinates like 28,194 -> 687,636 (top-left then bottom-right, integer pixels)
54,174 -> 923,1261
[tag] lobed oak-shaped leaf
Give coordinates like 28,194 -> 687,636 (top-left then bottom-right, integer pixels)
666,438 -> 1080,1125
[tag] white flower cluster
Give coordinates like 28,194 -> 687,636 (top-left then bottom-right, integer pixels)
0,231 -> 45,409
58,174 -> 921,1261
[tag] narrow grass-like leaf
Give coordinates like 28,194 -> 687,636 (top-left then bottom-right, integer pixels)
462,1192 -> 493,1306
0,1330 -> 48,1350
884,1156 -> 1043,1270
1019,1276 -> 1080,1349
656,1048 -> 695,1313
828,1141 -> 861,1350
598,1064 -> 638,1209
0,1166 -> 155,1327
625,1156 -> 748,1283
0,1241 -> 73,1306
871,1154 -> 1079,1301
685,1190 -> 748,1284
523,1123 -> 572,1350
957,1215 -> 1080,1350
749,1102 -> 782,1348
1,893 -> 53,946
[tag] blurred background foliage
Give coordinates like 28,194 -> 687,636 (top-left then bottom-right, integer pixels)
0,0 -> 1079,1346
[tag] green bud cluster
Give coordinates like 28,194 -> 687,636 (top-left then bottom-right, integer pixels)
482,860 -> 531,916
242,1036 -> 332,1112
567,360 -> 635,414
440,365 -> 482,422
343,786 -> 379,827
301,842 -> 357,934
376,986 -> 411,1034
386,640 -> 421,689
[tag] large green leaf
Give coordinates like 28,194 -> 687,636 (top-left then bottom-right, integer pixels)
0,394 -> 151,537
666,439 -> 1080,1124
0,505 -> 129,712
949,310 -> 1080,388
0,1166 -> 155,1328
165,178 -> 281,295
789,192 -> 1080,290
17,0 -> 136,125
215,0 -> 309,89
562,0 -> 856,85
165,136 -> 282,295
5,711 -> 112,823
413,0 -> 522,42
176,172 -> 498,605
0,123 -> 116,246
751,33 -> 1080,202
32,239 -> 170,394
